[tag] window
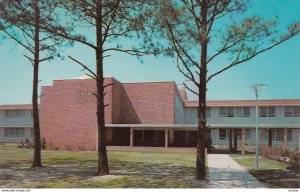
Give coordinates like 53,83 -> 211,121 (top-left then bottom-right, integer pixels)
4,128 -> 25,137
295,106 -> 300,117
31,128 -> 34,137
260,129 -> 268,139
275,129 -> 284,141
197,107 -> 211,117
235,107 -> 243,117
287,130 -> 292,141
259,106 -> 275,117
5,110 -> 14,118
206,107 -> 211,117
259,107 -> 268,117
268,107 -> 275,117
243,107 -> 250,117
246,129 -> 251,139
4,128 -> 9,137
219,107 -> 226,117
206,129 -> 211,137
4,109 -> 27,118
15,109 -> 25,117
272,129 -> 293,142
227,107 -> 234,117
219,107 -> 251,117
219,129 -> 228,140
285,106 -> 300,117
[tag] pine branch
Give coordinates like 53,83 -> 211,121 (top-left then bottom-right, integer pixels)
68,56 -> 97,79
207,33 -> 298,82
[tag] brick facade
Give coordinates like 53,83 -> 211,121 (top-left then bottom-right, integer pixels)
40,78 -> 177,150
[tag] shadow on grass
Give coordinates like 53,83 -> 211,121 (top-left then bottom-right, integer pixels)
249,169 -> 300,188
0,157 -> 202,188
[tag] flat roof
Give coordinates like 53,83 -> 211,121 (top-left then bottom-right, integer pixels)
185,99 -> 300,107
0,104 -> 33,109
106,124 -> 300,129
2,99 -> 299,110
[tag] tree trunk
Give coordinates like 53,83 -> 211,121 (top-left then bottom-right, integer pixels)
229,129 -> 233,152
96,0 -> 109,175
32,0 -> 42,168
268,128 -> 272,147
195,0 -> 208,180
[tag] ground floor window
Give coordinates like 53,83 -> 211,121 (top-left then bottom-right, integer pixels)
271,129 -> 292,142
218,129 -> 248,140
219,129 -> 228,140
246,129 -> 251,140
173,131 -> 198,147
4,127 -> 25,137
287,129 -> 292,141
31,128 -> 34,137
134,130 -> 164,147
273,129 -> 284,141
206,129 -> 211,138
260,129 -> 268,139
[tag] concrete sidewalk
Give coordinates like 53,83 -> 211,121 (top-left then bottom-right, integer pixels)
201,154 -> 265,188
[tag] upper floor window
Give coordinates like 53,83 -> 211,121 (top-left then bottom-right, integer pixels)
4,109 -> 26,118
285,106 -> 300,117
219,107 -> 227,117
206,107 -> 211,117
219,107 -> 251,117
259,106 -> 275,117
242,107 -> 251,117
197,107 -> 211,117
227,107 -> 234,117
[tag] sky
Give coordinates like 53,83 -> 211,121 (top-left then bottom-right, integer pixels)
0,0 -> 299,104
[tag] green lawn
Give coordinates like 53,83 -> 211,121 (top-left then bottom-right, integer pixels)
0,146 -> 206,188
230,154 -> 300,188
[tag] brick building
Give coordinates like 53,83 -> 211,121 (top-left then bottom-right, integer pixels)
0,77 -> 299,152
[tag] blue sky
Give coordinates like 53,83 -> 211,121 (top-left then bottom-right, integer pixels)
0,0 -> 299,104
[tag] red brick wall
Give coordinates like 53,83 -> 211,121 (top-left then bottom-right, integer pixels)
111,79 -> 123,123
40,78 -> 114,151
120,82 -> 175,124
40,78 -> 176,150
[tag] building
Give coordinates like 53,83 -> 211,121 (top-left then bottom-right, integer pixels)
1,77 -> 299,152
0,104 -> 34,144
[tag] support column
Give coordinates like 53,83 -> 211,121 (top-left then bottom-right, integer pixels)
229,129 -> 233,151
234,129 -> 237,151
165,128 -> 169,148
241,128 -> 246,155
130,128 -> 134,147
268,128 -> 272,147
283,128 -> 288,149
169,129 -> 174,144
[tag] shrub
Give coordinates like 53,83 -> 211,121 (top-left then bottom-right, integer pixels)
48,142 -> 60,150
259,146 -> 299,170
41,138 -> 47,150
78,145 -> 87,151
18,138 -> 47,150
65,144 -> 73,150
54,146 -> 60,150
18,138 -> 34,148
18,140 -> 25,148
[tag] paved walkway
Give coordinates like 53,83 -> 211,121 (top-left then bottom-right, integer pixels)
202,154 -> 265,188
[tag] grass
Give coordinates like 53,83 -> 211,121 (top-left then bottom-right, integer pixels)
230,154 -> 300,188
0,146 -> 207,188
